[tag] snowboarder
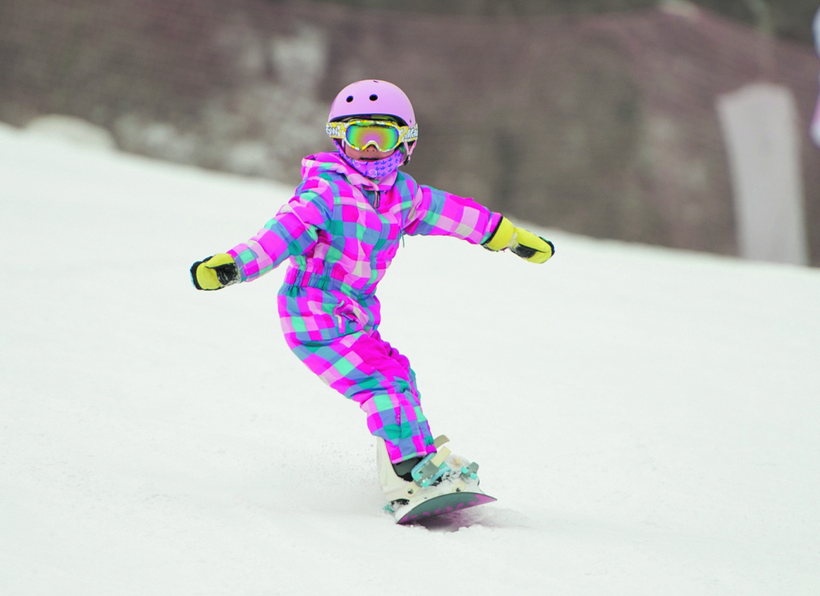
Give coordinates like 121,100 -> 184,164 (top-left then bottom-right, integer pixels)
190,80 -> 554,513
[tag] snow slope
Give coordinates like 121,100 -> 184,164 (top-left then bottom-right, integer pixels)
1,123 -> 819,595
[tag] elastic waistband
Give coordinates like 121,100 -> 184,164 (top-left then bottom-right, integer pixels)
283,268 -> 371,298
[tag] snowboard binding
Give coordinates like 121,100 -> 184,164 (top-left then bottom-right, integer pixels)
409,436 -> 481,487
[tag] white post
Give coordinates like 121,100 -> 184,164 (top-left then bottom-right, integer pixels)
716,83 -> 809,265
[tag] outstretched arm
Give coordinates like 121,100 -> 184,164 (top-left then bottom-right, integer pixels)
190,178 -> 333,290
405,185 -> 554,263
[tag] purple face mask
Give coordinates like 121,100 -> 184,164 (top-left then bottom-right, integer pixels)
339,145 -> 405,179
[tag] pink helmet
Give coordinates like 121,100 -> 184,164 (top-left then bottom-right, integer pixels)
328,80 -> 416,128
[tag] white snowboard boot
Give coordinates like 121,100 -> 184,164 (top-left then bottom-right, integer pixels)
376,437 -> 420,505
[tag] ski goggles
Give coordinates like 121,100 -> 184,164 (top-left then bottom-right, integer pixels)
326,119 -> 418,152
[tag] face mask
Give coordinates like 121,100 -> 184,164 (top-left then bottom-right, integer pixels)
339,146 -> 405,179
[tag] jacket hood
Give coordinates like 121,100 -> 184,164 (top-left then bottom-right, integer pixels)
300,151 -> 398,191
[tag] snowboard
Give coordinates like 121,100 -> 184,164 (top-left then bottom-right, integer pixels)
394,490 -> 496,525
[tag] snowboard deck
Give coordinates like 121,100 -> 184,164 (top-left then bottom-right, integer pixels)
394,490 -> 496,525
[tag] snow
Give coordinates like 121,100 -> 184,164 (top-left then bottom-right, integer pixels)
1,121 -> 819,595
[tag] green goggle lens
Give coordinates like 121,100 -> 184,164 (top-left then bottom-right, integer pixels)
345,123 -> 401,152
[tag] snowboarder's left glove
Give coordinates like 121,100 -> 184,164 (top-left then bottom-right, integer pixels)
483,217 -> 555,264
190,253 -> 239,291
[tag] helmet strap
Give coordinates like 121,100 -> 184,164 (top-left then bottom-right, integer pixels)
402,140 -> 415,165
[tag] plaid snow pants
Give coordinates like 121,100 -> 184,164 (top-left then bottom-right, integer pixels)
278,282 -> 436,463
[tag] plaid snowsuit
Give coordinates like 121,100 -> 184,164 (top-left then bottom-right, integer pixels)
228,152 -> 502,463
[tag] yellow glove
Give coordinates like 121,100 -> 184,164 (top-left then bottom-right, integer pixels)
190,253 -> 239,291
483,217 -> 555,264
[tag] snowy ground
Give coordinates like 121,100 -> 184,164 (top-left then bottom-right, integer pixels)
1,122 -> 819,595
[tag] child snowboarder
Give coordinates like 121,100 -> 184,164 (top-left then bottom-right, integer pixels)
190,80 -> 554,511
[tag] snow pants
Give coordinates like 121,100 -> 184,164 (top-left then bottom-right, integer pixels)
277,283 -> 436,463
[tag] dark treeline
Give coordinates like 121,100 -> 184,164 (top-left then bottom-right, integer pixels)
277,0 -> 819,45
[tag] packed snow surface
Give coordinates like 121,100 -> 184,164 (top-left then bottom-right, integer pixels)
1,123 -> 819,595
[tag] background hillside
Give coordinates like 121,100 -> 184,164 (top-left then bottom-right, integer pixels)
2,0 -> 819,263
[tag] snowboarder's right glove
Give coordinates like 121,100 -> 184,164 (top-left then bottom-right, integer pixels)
483,217 -> 555,264
190,253 -> 239,291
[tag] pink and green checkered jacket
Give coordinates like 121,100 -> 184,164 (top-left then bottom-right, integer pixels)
227,151 -> 502,296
